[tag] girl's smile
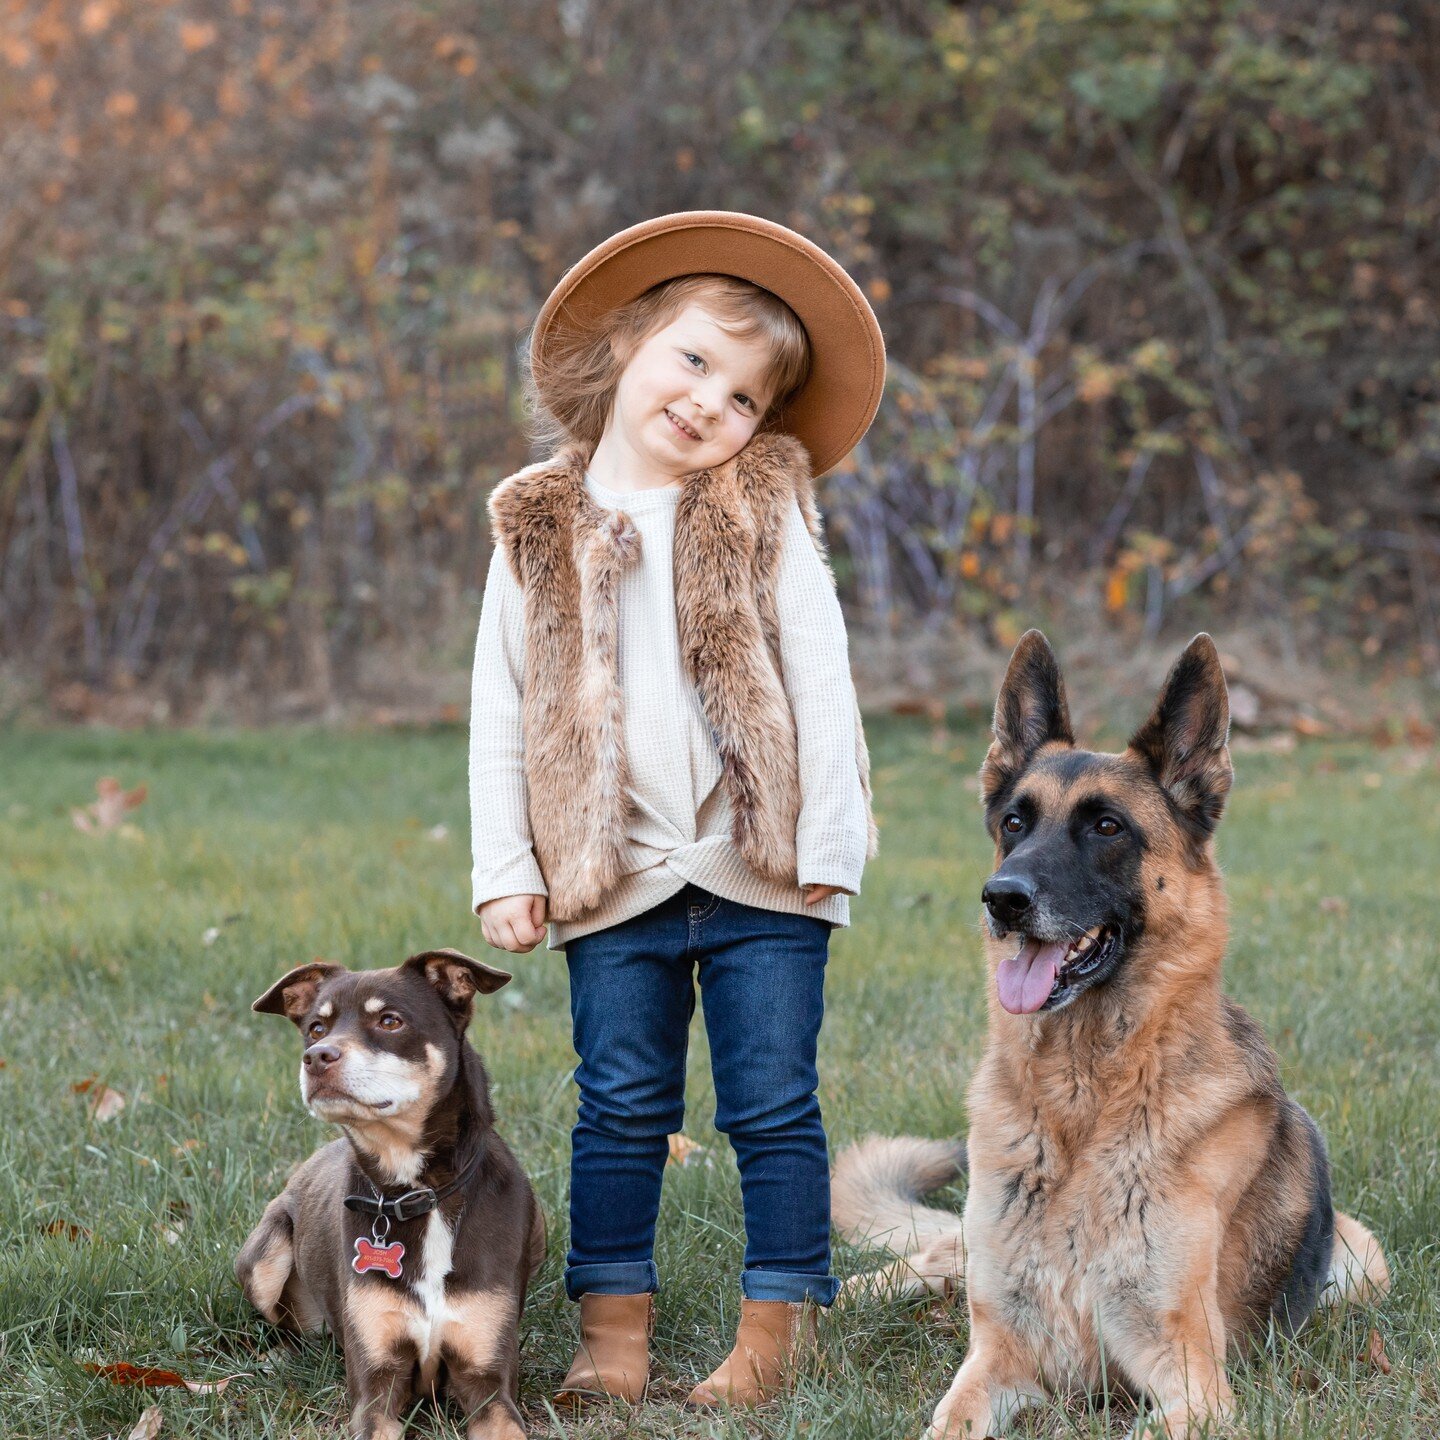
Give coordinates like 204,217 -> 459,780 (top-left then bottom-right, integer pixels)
664,407 -> 705,443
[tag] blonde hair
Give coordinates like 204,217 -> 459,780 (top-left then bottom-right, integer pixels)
525,274 -> 812,454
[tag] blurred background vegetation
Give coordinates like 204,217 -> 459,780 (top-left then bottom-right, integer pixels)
1,0 -> 1436,722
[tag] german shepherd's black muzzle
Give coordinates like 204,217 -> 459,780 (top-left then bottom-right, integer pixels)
981,776 -> 1148,1014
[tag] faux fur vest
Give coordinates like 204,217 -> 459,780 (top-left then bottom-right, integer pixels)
487,431 -> 878,922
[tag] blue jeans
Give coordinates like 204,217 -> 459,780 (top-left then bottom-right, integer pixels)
564,883 -> 839,1306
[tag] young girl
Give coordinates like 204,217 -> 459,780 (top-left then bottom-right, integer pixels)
468,211 -> 884,1408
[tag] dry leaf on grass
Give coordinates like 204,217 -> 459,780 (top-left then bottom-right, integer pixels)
159,1199 -> 191,1246
71,777 -> 148,835
666,1132 -> 707,1167
128,1405 -> 164,1439
83,1362 -> 248,1393
1366,1328 -> 1393,1375
72,1076 -> 128,1121
90,1085 -> 128,1122
41,1219 -> 92,1241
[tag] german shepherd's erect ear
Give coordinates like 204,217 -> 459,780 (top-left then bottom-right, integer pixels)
1127,633 -> 1233,841
980,630 -> 1075,807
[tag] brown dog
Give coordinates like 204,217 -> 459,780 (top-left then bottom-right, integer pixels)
235,949 -> 545,1440
834,632 -> 1389,1439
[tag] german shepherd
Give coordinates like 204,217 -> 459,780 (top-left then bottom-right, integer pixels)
833,632 -> 1389,1439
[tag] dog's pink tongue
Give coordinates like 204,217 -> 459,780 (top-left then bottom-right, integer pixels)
996,938 -> 1065,1014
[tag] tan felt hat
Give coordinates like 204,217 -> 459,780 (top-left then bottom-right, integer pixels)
530,210 -> 886,477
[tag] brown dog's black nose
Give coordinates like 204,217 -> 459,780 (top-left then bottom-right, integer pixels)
982,875 -> 1036,927
303,1043 -> 341,1071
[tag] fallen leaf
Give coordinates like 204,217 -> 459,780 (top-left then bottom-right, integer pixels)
83,1362 -> 249,1393
71,777 -> 148,835
666,1132 -> 706,1167
90,1085 -> 127,1123
72,1075 -> 98,1094
129,1404 -> 164,1439
40,1219 -> 92,1241
1366,1328 -> 1392,1375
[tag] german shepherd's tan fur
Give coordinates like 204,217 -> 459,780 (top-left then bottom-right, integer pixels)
834,632 -> 1388,1439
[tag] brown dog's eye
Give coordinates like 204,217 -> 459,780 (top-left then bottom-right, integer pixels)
307,1020 -> 327,1040
1095,817 -> 1122,837
1002,814 -> 1024,834
377,1013 -> 404,1031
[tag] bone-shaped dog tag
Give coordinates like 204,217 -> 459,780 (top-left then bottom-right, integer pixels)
353,1236 -> 405,1278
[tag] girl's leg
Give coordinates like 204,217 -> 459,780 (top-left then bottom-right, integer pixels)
695,895 -> 836,1305
564,889 -> 694,1300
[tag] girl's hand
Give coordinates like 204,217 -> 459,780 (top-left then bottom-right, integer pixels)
802,884 -> 844,905
479,894 -> 547,953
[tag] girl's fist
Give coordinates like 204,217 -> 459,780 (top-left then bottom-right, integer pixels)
480,894 -> 547,952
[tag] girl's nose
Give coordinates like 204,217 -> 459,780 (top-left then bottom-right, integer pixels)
691,379 -> 725,419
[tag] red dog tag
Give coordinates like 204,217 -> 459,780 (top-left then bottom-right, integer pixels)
353,1236 -> 406,1278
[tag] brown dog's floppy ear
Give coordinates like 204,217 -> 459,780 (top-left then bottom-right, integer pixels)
253,962 -> 345,1023
979,630 -> 1075,807
403,948 -> 512,1032
1128,633 -> 1233,840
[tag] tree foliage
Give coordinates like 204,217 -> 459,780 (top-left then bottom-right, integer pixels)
0,0 -> 1435,707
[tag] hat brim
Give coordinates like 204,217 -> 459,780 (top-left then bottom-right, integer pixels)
530,211 -> 885,477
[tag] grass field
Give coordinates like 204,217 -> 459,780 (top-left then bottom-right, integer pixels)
1,718 -> 1436,1439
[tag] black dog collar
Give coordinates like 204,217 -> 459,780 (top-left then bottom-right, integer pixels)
343,1139 -> 486,1224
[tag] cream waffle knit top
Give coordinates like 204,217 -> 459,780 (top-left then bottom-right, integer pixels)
468,472 -> 870,950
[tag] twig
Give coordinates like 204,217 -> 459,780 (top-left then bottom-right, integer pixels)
1357,529 -> 1440,558
1165,520 -> 1257,601
1194,448 -> 1233,543
50,416 -> 101,681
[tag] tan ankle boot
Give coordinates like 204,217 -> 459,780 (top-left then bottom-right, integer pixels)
554,1292 -> 654,1406
685,1298 -> 818,1408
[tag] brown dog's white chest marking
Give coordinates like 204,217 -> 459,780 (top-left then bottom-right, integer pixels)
347,1212 -> 513,1390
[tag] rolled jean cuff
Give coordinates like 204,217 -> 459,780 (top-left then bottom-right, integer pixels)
741,1267 -> 840,1307
564,1260 -> 659,1302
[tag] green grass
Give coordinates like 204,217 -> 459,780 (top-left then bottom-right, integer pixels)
0,720 -> 1436,1438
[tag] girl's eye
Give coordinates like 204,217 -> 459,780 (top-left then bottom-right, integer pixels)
735,394 -> 756,412
377,1013 -> 404,1031
1002,814 -> 1024,834
1095,816 -> 1122,837
683,352 -> 704,369
307,1020 -> 327,1040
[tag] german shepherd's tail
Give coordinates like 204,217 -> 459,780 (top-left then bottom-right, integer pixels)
832,1136 -> 969,1301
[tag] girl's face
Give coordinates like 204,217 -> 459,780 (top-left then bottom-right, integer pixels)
606,304 -> 777,478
